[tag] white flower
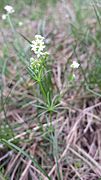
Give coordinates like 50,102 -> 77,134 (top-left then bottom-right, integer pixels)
18,21 -> 23,26
2,14 -> 7,20
72,74 -> 76,79
35,35 -> 45,41
4,5 -> 14,14
0,144 -> 4,149
70,61 -> 80,69
31,35 -> 46,58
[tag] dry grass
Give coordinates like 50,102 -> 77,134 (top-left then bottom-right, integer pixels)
0,0 -> 101,180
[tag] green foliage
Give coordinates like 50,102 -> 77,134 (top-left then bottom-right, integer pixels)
1,0 -> 101,179
2,139 -> 51,180
31,10 -> 44,21
34,94 -> 61,116
74,161 -> 82,169
0,0 -> 57,15
31,0 -> 57,20
0,169 -> 8,180
0,124 -> 14,141
88,58 -> 101,89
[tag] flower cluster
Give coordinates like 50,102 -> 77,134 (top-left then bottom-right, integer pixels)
2,5 -> 14,20
30,57 -> 41,73
30,35 -> 48,58
4,5 -> 15,14
30,35 -> 49,75
70,61 -> 80,80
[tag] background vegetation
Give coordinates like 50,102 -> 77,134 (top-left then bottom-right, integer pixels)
0,0 -> 101,179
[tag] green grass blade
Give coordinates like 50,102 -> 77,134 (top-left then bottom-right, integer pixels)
2,139 -> 51,180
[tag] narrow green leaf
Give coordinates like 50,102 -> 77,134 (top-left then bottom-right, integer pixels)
2,139 -> 51,180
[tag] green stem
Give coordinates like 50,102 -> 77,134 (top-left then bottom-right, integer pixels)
7,14 -> 15,35
49,112 -> 61,180
39,80 -> 47,100
49,111 -> 53,137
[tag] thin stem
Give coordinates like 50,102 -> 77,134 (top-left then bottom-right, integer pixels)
39,80 -> 47,100
50,112 -> 61,180
7,14 -> 15,35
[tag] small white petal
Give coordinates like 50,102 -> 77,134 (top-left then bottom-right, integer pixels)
0,144 -> 4,149
18,21 -> 23,26
70,61 -> 80,69
73,74 -> 76,79
35,35 -> 45,40
2,14 -> 7,20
